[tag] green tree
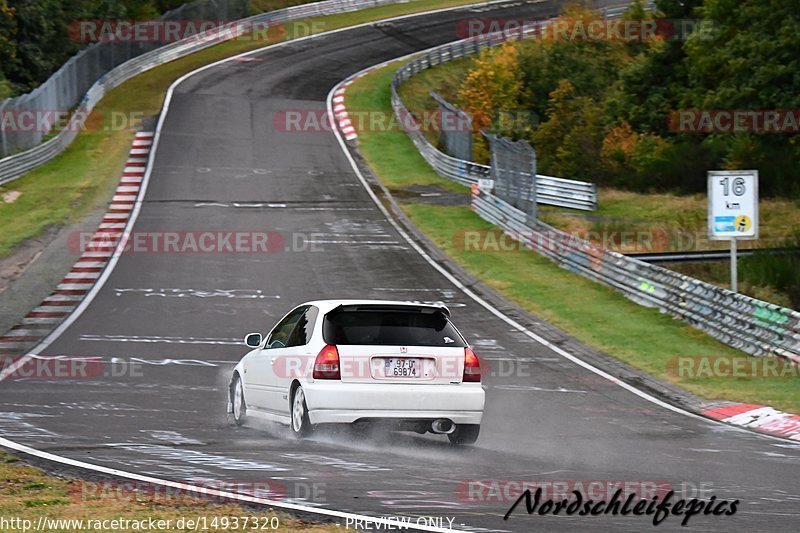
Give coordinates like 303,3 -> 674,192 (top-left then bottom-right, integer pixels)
2,0 -> 175,94
517,5 -> 627,121
681,0 -> 800,196
532,79 -> 605,181
5,0 -> 68,91
0,0 -> 15,97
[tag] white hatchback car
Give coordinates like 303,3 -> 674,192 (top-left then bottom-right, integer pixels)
228,300 -> 484,444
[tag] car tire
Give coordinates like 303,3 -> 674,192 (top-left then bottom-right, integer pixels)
448,424 -> 480,445
291,385 -> 313,438
231,374 -> 247,426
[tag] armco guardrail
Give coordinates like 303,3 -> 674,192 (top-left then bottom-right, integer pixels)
630,247 -> 800,264
0,0 -> 422,186
390,23 -> 601,210
471,186 -> 800,363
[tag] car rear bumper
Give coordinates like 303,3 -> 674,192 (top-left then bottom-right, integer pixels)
304,381 -> 485,425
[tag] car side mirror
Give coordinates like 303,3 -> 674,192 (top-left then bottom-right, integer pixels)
244,333 -> 263,348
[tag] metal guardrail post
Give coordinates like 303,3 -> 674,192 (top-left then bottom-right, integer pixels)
0,99 -> 8,158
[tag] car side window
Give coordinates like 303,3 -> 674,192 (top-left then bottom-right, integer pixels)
266,306 -> 308,349
286,306 -> 319,347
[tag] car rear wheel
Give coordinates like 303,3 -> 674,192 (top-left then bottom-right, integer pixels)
231,374 -> 247,426
448,424 -> 480,445
291,385 -> 313,437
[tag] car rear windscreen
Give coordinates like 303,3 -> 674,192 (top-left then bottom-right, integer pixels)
323,309 -> 467,347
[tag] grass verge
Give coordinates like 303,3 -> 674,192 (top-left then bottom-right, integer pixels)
0,0 -> 485,259
0,450 -> 335,532
346,61 -> 800,414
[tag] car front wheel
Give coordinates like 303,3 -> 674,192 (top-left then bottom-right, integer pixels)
448,424 -> 480,445
291,385 -> 313,437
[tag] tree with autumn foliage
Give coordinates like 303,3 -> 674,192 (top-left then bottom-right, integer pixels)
457,42 -> 524,161
458,42 -> 523,131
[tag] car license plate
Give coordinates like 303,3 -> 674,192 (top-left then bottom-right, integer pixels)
382,358 -> 420,378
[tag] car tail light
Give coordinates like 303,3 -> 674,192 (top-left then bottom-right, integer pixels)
313,344 -> 340,379
463,347 -> 481,382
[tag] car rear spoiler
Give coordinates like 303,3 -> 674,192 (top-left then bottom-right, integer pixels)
330,302 -> 451,317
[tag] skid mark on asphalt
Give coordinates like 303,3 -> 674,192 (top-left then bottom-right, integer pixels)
3,379 -> 217,392
108,356 -> 221,366
0,412 -> 61,440
79,334 -> 240,345
113,288 -> 281,299
141,430 -> 205,446
107,443 -> 289,471
492,384 -> 587,393
371,287 -> 466,303
1,402 -> 169,414
192,202 -> 375,211
278,452 -> 391,472
158,165 -> 274,179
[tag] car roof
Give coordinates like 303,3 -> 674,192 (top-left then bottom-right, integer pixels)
300,299 -> 451,316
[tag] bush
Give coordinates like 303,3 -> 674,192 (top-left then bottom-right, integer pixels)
741,232 -> 800,309
531,79 -> 604,181
0,75 -> 11,99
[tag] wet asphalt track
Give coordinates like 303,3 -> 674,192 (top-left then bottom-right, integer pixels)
2,1 -> 800,531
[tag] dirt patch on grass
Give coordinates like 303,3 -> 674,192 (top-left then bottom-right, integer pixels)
389,184 -> 469,206
0,226 -> 60,294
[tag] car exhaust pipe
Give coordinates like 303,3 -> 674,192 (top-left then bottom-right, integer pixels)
431,419 -> 455,434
